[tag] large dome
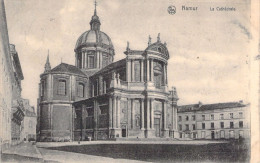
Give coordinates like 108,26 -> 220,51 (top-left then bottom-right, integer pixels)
75,30 -> 114,51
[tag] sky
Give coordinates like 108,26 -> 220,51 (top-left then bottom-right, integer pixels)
4,0 -> 251,107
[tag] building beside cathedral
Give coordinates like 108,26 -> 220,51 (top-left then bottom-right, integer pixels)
37,4 -> 179,141
177,101 -> 250,140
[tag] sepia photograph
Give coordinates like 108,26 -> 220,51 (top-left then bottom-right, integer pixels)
0,0 -> 259,162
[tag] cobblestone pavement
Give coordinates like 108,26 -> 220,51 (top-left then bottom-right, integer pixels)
1,142 -> 43,162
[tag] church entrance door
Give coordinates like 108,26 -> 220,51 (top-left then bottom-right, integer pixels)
154,118 -> 160,137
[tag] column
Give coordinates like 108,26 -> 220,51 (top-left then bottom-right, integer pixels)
85,52 -> 87,68
171,104 -> 174,130
163,101 -> 167,130
99,76 -> 103,95
86,52 -> 88,68
97,51 -> 99,68
174,106 -> 178,130
103,81 -> 106,93
151,98 -> 154,129
75,53 -> 78,67
151,59 -> 154,82
166,64 -> 168,85
81,52 -> 84,68
140,60 -> 144,82
141,99 -> 145,129
92,84 -> 94,97
131,60 -> 135,82
99,52 -> 102,68
81,105 -> 87,139
117,97 -> 121,128
94,100 -> 98,140
126,60 -> 131,82
131,99 -> 135,129
109,97 -> 112,128
113,96 -> 117,128
163,63 -> 167,85
147,59 -> 150,82
96,79 -> 99,96
146,98 -> 150,129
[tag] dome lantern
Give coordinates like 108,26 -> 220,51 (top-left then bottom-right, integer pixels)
90,0 -> 101,31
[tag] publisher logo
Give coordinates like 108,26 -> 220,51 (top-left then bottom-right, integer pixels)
168,5 -> 176,15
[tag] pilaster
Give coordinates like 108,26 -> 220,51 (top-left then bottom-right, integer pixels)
140,60 -> 144,82
81,52 -> 84,68
131,99 -> 135,129
162,100 -> 169,138
126,60 -> 131,82
140,99 -> 145,130
150,98 -> 154,130
146,59 -> 150,82
117,96 -> 121,128
151,59 -> 154,82
112,96 -> 116,128
131,59 -> 134,82
109,96 -> 112,128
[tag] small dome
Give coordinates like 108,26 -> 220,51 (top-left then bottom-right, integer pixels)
146,42 -> 169,60
75,30 -> 114,51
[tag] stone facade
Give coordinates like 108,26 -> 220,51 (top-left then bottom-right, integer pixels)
177,101 -> 250,140
37,5 -> 179,141
0,0 -> 13,148
20,99 -> 37,141
0,0 -> 25,148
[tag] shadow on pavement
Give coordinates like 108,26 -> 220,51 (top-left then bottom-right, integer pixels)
43,141 -> 250,162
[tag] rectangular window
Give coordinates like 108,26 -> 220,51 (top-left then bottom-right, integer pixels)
229,130 -> 234,138
186,116 -> 189,121
239,112 -> 243,118
230,122 -> 234,128
201,131 -> 205,138
178,116 -> 182,122
179,125 -> 182,131
230,113 -> 233,119
239,130 -> 244,138
202,123 -> 205,129
41,81 -> 45,96
192,124 -> 196,130
77,83 -> 84,97
221,122 -> 224,129
88,55 -> 95,68
192,115 -> 196,121
185,124 -> 189,130
239,121 -> 243,128
220,114 -> 224,120
220,130 -> 225,138
211,122 -> 214,129
58,80 -> 66,95
211,115 -> 214,120
202,115 -> 205,121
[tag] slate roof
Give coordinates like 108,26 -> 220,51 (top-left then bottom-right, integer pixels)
50,63 -> 86,76
178,102 -> 246,113
92,59 -> 126,77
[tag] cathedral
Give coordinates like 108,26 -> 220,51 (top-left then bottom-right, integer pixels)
37,4 -> 179,141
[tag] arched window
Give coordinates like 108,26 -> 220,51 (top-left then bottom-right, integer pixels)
57,80 -> 66,95
77,83 -> 84,97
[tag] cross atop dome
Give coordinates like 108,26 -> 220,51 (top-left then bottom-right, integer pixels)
94,0 -> 97,16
